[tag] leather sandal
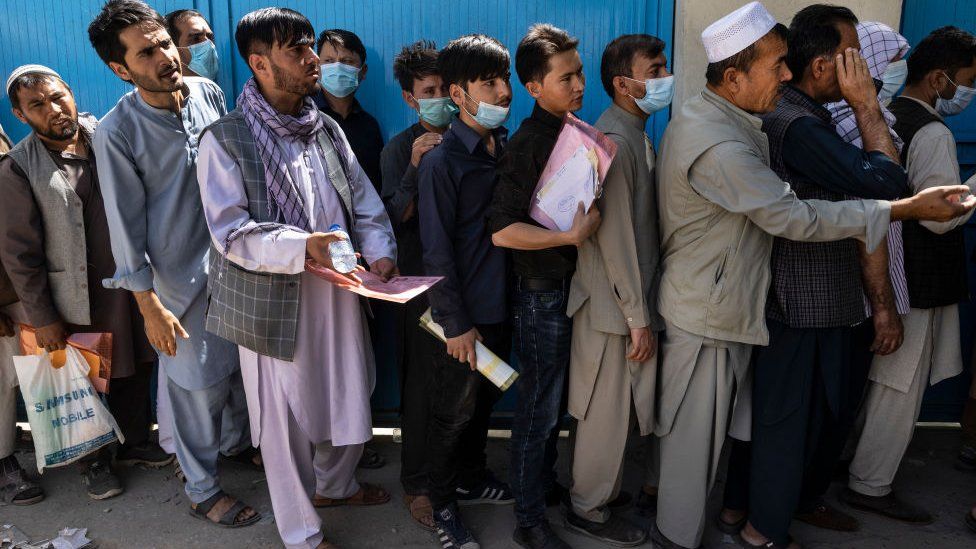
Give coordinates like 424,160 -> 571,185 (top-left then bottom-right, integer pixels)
404,494 -> 436,531
313,483 -> 391,507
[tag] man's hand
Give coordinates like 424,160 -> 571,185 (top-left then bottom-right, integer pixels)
446,327 -> 481,371
306,231 -> 364,287
891,185 -> 976,222
0,312 -> 14,338
565,203 -> 602,246
836,48 -> 879,111
410,133 -> 443,168
627,327 -> 656,362
871,309 -> 904,355
35,320 -> 68,352
134,290 -> 189,357
369,257 -> 398,282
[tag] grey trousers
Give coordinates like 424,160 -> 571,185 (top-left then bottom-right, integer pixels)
848,337 -> 932,497
656,340 -> 736,548
1,328 -> 20,459
157,364 -> 250,457
166,370 -> 250,504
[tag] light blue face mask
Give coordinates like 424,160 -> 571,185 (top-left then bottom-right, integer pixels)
878,59 -> 907,101
414,96 -> 458,128
936,72 -> 976,117
320,62 -> 360,98
624,74 -> 674,114
460,89 -> 509,129
186,39 -> 218,81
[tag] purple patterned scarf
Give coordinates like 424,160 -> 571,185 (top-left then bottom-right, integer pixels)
238,77 -> 324,231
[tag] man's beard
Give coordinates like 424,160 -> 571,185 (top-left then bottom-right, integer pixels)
270,61 -> 317,96
36,118 -> 78,142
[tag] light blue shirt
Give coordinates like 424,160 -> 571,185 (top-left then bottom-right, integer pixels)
94,76 -> 238,389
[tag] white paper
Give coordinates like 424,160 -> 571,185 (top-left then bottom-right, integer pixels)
419,310 -> 519,391
535,145 -> 599,231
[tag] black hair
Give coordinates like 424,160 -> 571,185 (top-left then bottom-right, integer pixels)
438,34 -> 510,88
165,9 -> 205,45
515,24 -> 579,85
8,73 -> 69,110
786,4 -> 858,84
393,40 -> 439,91
316,29 -> 366,65
905,26 -> 976,85
600,34 -> 666,98
88,0 -> 166,66
705,23 -> 789,86
235,7 -> 315,61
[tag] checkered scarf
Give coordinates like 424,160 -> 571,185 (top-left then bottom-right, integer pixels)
238,77 -> 323,232
826,22 -> 909,151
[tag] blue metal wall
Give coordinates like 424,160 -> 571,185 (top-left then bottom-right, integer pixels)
900,0 -> 976,421
0,0 -> 674,418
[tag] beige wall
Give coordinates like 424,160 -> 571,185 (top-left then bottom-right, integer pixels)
673,0 -> 904,106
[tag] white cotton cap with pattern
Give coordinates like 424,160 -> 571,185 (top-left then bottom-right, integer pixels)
5,64 -> 62,97
701,1 -> 778,63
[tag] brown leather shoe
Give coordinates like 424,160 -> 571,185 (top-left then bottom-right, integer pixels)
794,501 -> 859,532
313,483 -> 391,508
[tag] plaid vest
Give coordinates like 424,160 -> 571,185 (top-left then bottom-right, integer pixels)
202,109 -> 355,360
888,97 -> 968,309
760,87 -> 865,328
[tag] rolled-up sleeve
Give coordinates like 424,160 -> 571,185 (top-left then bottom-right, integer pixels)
380,135 -> 418,227
782,117 -> 909,200
92,126 -> 155,292
418,156 -> 471,338
690,141 -> 891,252
196,132 -> 309,274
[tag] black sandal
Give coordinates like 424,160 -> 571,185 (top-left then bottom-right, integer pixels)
734,533 -> 797,549
189,491 -> 261,528
717,514 -> 747,535
220,447 -> 264,471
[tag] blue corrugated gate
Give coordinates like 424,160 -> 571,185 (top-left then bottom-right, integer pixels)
0,0 -> 674,419
900,0 -> 976,421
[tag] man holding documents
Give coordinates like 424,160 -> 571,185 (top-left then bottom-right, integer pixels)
565,33 -> 671,543
196,8 -> 396,548
418,33 -> 515,549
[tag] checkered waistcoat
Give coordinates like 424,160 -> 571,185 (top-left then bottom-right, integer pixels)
202,109 -> 355,361
760,87 -> 866,328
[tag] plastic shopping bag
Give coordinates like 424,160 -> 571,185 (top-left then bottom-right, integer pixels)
13,346 -> 123,472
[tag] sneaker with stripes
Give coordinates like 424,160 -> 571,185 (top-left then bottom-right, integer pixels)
434,503 -> 480,549
456,475 -> 514,506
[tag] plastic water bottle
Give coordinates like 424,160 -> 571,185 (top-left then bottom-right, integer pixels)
327,224 -> 358,273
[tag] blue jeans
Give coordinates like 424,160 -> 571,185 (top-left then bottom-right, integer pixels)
510,281 -> 572,528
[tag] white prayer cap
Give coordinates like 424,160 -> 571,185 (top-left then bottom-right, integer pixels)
5,64 -> 63,97
701,2 -> 778,63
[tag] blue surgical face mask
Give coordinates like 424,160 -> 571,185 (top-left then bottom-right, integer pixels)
414,96 -> 458,128
624,74 -> 674,114
186,39 -> 218,81
878,59 -> 907,101
460,89 -> 509,129
320,62 -> 360,98
936,72 -> 976,117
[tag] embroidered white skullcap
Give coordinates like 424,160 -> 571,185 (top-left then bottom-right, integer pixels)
5,64 -> 63,97
702,2 -> 778,63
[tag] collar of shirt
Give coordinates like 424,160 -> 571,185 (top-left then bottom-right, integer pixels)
901,94 -> 943,120
608,102 -> 647,132
448,118 -> 507,156
530,102 -> 564,133
314,92 -> 363,119
133,82 -> 193,118
781,85 -> 833,125
701,87 -> 765,132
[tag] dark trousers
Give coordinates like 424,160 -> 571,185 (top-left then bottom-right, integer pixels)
510,282 -> 572,528
108,359 -> 157,448
428,322 -> 508,509
398,295 -> 435,495
723,319 -> 870,544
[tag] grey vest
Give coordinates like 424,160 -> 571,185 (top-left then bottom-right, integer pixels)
4,115 -> 98,325
202,109 -> 356,361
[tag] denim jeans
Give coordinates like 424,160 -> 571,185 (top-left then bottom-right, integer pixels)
427,322 -> 508,509
510,281 -> 572,528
